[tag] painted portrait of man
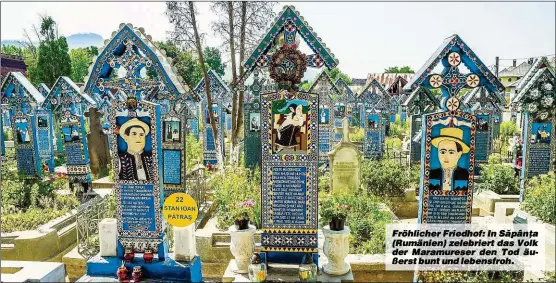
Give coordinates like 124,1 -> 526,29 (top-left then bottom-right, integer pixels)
118,118 -> 154,181
428,127 -> 470,192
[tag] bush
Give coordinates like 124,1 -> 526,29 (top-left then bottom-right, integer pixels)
350,127 -> 364,143
521,173 -> 555,225
318,170 -> 331,194
418,270 -> 523,283
385,137 -> 402,151
477,163 -> 519,195
212,167 -> 261,230
361,159 -> 409,197
500,121 -> 519,142
186,133 -> 203,171
55,155 -> 66,167
488,153 -> 503,164
319,193 -> 393,254
1,208 -> 71,233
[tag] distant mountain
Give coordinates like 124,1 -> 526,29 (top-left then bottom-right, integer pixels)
65,33 -> 104,49
1,33 -> 104,50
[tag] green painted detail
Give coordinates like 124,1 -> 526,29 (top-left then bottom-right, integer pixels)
244,6 -> 338,72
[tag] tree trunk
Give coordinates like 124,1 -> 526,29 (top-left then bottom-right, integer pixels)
228,2 -> 239,165
230,1 -> 248,165
188,1 -> 224,170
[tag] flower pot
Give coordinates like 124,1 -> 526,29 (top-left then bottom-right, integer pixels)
323,225 -> 351,275
229,224 -> 256,273
235,218 -> 250,230
329,217 -> 345,231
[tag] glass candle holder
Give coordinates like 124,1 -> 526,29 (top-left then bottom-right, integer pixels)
248,253 -> 267,282
298,253 -> 317,282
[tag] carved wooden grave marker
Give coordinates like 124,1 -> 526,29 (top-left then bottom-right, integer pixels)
243,5 -> 339,264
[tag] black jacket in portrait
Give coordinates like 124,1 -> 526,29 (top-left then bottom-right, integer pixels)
118,151 -> 155,182
428,166 -> 469,191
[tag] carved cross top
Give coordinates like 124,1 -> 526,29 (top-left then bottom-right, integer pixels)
335,117 -> 358,144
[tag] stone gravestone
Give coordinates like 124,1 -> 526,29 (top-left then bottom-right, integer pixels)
309,71 -> 341,167
329,117 -> 361,193
243,70 -> 263,170
242,6 -> 339,265
402,87 -> 440,164
512,57 -> 556,201
405,34 -> 504,227
35,109 -> 55,173
85,107 -> 110,177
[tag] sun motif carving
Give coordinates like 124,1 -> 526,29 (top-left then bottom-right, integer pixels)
448,52 -> 461,67
466,74 -> 480,88
446,96 -> 460,111
429,74 -> 443,88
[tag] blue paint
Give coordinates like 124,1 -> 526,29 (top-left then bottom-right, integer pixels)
163,150 -> 182,185
120,184 -> 157,232
85,255 -> 202,282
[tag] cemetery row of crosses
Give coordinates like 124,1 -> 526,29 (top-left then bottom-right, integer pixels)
1,5 -> 555,283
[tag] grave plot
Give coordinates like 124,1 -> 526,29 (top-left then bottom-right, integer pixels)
308,71 -> 341,167
511,57 -> 556,201
194,69 -> 230,166
1,72 -> 46,178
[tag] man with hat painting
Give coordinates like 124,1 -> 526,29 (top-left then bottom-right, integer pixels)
118,118 -> 154,181
429,127 -> 470,192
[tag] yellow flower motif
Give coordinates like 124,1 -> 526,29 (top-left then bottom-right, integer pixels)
256,270 -> 266,281
300,270 -> 309,280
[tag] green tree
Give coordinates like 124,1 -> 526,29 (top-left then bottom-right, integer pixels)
1,45 -> 25,57
36,16 -> 72,86
69,48 -> 91,83
203,46 -> 226,77
384,66 -> 414,73
155,41 -> 203,88
327,68 -> 352,84
87,46 -> 99,57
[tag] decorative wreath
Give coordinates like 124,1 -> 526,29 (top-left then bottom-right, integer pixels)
269,46 -> 307,86
521,74 -> 555,121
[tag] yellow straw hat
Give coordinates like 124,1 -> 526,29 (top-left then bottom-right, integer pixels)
119,118 -> 150,137
430,127 -> 470,153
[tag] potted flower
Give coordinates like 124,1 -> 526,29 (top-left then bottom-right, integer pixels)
320,197 -> 350,231
229,199 -> 257,274
234,200 -> 255,230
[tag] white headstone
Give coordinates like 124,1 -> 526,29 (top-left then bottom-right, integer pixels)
99,218 -> 117,257
174,225 -> 196,261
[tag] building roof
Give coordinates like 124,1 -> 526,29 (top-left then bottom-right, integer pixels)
498,61 -> 532,77
350,78 -> 367,86
0,54 -> 27,78
366,73 -> 413,90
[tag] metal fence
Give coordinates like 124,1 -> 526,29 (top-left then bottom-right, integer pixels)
185,166 -> 209,207
76,195 -> 115,259
383,144 -> 410,167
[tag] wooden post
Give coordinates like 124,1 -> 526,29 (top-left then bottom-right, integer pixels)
85,107 -> 110,177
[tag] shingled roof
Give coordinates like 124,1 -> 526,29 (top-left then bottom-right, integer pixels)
498,61 -> 532,77
0,54 -> 27,78
365,73 -> 413,90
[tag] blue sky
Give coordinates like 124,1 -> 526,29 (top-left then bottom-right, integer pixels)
1,1 -> 554,79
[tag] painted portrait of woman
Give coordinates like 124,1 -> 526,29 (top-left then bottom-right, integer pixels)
272,100 -> 308,154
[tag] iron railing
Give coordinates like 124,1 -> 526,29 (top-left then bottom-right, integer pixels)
185,166 -> 209,207
76,195 -> 115,259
